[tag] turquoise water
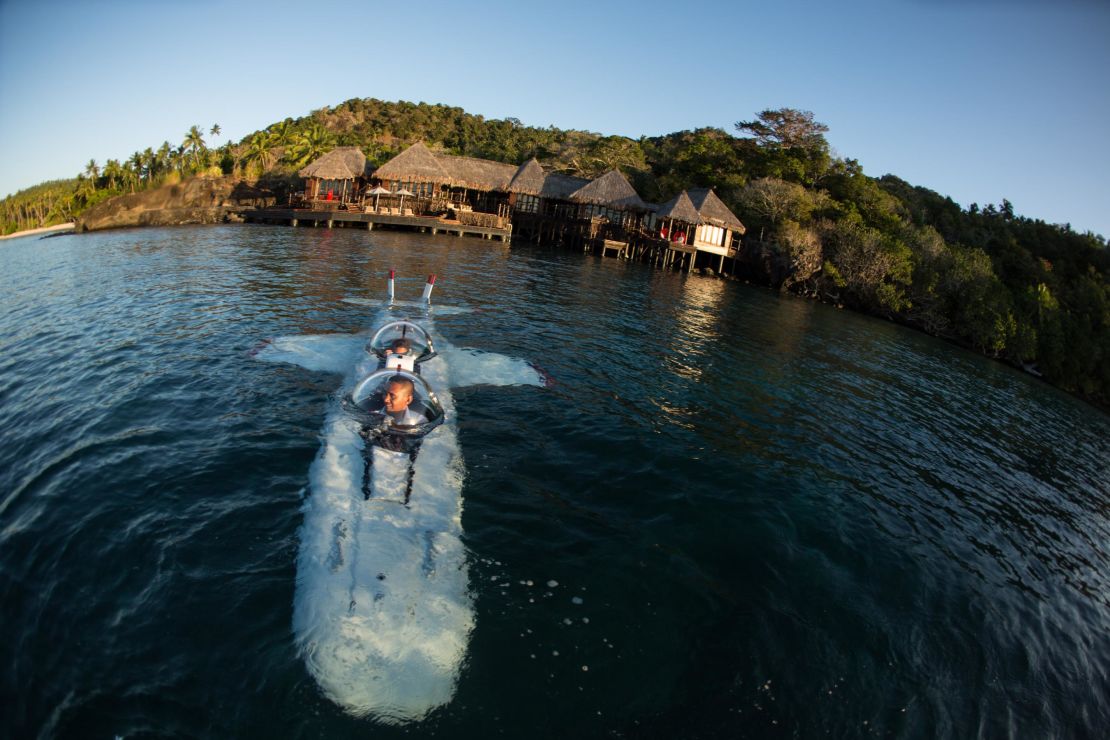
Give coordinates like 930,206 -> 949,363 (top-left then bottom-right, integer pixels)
1,225 -> 1108,738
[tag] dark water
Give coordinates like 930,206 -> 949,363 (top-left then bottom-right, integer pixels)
2,225 -> 1108,739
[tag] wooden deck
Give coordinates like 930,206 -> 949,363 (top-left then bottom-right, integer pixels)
244,208 -> 512,241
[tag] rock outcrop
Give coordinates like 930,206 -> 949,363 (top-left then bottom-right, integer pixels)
75,177 -> 279,232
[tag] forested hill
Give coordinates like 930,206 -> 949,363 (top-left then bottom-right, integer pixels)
3,98 -> 1107,406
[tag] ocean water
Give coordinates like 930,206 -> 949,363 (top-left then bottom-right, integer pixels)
1,225 -> 1107,738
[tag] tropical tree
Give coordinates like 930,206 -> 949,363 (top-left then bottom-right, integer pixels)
735,108 -> 832,186
736,108 -> 829,150
102,159 -> 123,191
210,123 -> 221,138
183,125 -> 207,170
84,159 -> 100,184
75,175 -> 96,205
244,132 -> 276,173
270,119 -> 296,148
156,142 -> 172,175
285,123 -> 336,168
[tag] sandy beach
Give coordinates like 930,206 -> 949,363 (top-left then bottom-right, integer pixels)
0,222 -> 75,241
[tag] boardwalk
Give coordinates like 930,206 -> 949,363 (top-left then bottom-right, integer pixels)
243,208 -> 511,241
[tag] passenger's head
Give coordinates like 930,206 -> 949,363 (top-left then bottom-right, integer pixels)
383,375 -> 414,413
389,338 -> 412,355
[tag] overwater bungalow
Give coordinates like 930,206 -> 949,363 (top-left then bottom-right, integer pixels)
296,146 -> 370,209
369,142 -> 516,226
507,158 -> 587,217
654,188 -> 746,271
568,170 -> 651,228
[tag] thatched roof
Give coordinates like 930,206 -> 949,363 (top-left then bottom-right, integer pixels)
568,170 -> 648,210
373,141 -> 449,182
508,159 -> 589,199
298,146 -> 370,180
687,187 -> 746,232
438,154 -> 517,191
372,141 -> 522,191
508,159 -> 547,195
655,191 -> 702,224
542,173 -> 589,199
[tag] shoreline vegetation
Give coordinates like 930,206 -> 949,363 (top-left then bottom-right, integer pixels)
2,98 -> 1107,409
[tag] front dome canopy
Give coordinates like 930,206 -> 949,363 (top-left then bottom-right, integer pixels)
347,369 -> 445,437
367,320 -> 437,363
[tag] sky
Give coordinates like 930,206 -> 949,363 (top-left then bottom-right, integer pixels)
1,0 -> 1108,238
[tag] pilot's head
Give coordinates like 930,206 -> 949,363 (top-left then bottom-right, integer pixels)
389,338 -> 412,355
383,376 -> 414,414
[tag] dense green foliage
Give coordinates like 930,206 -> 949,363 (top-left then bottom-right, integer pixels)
3,99 -> 1106,405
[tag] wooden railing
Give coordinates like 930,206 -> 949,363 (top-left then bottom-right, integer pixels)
457,210 -> 507,229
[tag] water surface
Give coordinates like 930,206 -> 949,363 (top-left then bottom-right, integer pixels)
2,225 -> 1108,738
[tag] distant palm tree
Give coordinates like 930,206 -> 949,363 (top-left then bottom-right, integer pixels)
84,159 -> 100,183
127,152 -> 144,190
103,159 -> 123,190
244,132 -> 276,173
173,144 -> 188,174
142,148 -> 157,182
210,123 -> 221,138
156,142 -> 172,175
270,119 -> 296,148
183,125 -> 207,170
76,175 -> 96,204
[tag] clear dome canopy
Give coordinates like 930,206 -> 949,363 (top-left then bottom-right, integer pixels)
366,321 -> 436,363
348,368 -> 445,436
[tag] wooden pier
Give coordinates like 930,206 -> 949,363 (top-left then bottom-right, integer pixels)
243,208 -> 512,242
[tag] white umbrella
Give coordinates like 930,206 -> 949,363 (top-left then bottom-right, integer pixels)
366,185 -> 390,211
395,188 -> 415,213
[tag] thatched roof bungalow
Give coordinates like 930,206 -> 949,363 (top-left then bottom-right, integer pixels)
506,159 -> 589,216
657,188 -> 745,254
506,158 -> 548,196
298,146 -> 371,203
564,169 -> 650,228
372,141 -> 515,192
687,188 -> 745,232
655,191 -> 702,225
568,170 -> 648,211
371,141 -> 448,189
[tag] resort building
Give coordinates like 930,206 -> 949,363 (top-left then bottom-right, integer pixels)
296,147 -> 371,209
654,188 -> 746,271
276,142 -> 747,273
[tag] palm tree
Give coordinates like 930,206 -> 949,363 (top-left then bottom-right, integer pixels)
244,132 -> 276,174
142,148 -> 157,183
84,159 -> 100,184
210,123 -> 221,138
125,153 -> 143,192
156,142 -> 172,175
286,123 -> 336,168
173,144 -> 188,174
183,125 -> 207,170
127,152 -> 144,189
270,119 -> 296,148
75,175 -> 96,205
102,159 -> 123,191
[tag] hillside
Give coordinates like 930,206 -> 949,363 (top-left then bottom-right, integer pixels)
3,98 -> 1107,406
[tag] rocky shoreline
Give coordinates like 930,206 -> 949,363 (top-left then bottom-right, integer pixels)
75,176 -> 282,232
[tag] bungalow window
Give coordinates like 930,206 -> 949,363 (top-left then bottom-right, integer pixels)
698,225 -> 724,247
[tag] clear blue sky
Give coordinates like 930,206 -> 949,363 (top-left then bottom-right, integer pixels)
2,0 -> 1108,238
